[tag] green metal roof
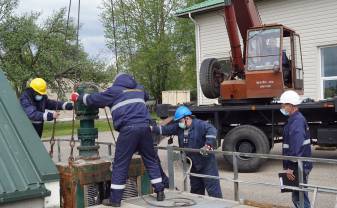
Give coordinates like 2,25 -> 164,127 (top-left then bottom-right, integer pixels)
176,0 -> 231,17
0,70 -> 59,204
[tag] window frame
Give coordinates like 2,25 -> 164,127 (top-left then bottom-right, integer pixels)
320,45 -> 337,99
246,27 -> 283,71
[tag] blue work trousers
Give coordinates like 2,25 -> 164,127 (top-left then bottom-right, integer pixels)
110,125 -> 164,203
190,159 -> 222,198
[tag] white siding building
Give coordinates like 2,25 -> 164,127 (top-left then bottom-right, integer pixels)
177,0 -> 337,105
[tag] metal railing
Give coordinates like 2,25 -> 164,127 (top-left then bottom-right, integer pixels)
158,145 -> 337,208
43,138 -> 115,162
43,139 -> 337,208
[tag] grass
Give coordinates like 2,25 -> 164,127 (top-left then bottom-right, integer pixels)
42,119 -> 112,139
42,112 -> 159,139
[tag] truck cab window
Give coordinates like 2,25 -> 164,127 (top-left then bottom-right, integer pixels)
247,28 -> 281,71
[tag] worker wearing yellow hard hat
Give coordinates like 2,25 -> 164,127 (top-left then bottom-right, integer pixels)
29,78 -> 48,95
20,78 -> 74,137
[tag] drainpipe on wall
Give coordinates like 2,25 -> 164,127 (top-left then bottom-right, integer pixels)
188,13 -> 202,106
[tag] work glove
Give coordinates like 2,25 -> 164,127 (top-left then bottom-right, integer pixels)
199,144 -> 213,156
70,92 -> 79,102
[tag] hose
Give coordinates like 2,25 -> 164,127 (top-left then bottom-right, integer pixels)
183,156 -> 193,181
141,194 -> 197,207
140,156 -> 196,207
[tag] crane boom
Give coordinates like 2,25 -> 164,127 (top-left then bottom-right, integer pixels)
224,0 -> 262,74
233,0 -> 262,41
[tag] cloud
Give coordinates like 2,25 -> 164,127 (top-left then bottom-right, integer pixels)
15,0 -> 111,61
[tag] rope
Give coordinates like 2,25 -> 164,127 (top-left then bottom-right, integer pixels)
76,0 -> 81,47
93,83 -> 116,145
65,0 -> 72,42
68,0 -> 80,163
109,0 -> 119,72
104,107 -> 116,144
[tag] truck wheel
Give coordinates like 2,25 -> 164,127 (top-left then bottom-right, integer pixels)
200,58 -> 224,99
222,125 -> 270,172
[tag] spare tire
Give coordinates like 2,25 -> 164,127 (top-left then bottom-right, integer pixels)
200,58 -> 224,99
222,125 -> 270,172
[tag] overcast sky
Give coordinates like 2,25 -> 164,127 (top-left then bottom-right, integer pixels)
16,0 -> 112,62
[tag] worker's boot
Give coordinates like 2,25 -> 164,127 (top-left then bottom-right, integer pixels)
102,199 -> 121,207
156,191 -> 165,201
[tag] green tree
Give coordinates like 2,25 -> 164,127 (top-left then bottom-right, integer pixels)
0,6 -> 111,96
0,0 -> 18,23
101,0 -> 202,102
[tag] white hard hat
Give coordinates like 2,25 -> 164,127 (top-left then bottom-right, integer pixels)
279,90 -> 301,105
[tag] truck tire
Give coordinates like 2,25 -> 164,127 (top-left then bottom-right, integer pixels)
200,58 -> 224,99
222,125 -> 270,172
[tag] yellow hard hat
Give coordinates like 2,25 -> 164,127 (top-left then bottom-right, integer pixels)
29,78 -> 47,95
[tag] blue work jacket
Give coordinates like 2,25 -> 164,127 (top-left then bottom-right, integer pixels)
154,119 -> 217,171
20,88 -> 70,122
282,111 -> 312,171
80,73 -> 151,131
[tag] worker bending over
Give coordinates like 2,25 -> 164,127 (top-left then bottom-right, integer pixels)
71,73 -> 165,207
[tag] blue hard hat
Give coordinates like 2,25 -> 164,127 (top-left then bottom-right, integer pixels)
174,106 -> 192,121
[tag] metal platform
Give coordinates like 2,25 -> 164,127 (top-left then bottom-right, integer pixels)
93,190 -> 256,208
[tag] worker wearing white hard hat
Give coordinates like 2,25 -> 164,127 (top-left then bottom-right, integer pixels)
279,90 -> 312,208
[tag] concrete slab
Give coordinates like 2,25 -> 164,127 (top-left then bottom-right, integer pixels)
92,190 -> 256,208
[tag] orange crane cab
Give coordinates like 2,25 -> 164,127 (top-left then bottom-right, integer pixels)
200,1 -> 304,103
222,24 -> 304,100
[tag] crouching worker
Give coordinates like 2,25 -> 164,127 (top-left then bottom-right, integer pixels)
152,106 -> 223,198
20,78 -> 73,137
70,73 -> 165,207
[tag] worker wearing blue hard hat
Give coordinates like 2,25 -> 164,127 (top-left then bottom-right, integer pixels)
152,105 -> 223,198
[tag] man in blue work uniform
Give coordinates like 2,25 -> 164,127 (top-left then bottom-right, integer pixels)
279,90 -> 312,208
71,73 -> 165,207
20,78 -> 73,137
152,106 -> 223,198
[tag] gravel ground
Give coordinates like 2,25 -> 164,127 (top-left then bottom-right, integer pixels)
43,132 -> 337,208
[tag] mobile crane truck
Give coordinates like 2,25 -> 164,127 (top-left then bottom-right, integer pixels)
157,0 -> 337,172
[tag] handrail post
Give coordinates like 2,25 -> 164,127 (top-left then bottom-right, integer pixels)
233,152 -> 239,201
167,145 -> 175,190
298,160 -> 304,208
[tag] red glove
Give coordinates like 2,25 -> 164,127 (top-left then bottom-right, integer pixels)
70,92 -> 79,102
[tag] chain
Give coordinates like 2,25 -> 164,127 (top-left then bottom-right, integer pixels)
69,0 -> 80,163
49,96 -> 59,158
68,102 -> 76,163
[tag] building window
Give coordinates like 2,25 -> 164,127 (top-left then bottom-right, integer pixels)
321,46 -> 337,98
